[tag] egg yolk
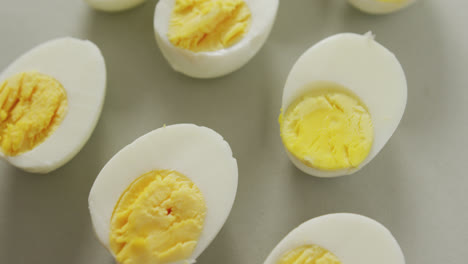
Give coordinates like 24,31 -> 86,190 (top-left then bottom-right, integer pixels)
168,0 -> 251,52
110,170 -> 207,264
279,84 -> 374,171
278,245 -> 342,264
0,71 -> 68,156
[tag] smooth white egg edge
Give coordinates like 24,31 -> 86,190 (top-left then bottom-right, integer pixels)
153,0 -> 279,78
263,213 -> 405,264
281,32 -> 407,177
85,0 -> 147,12
348,0 -> 417,14
0,37 -> 106,173
88,124 -> 238,262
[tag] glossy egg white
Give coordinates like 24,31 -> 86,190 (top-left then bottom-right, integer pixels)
88,124 -> 238,263
0,37 -> 106,173
281,32 -> 407,177
84,0 -> 147,12
264,213 -> 405,264
348,0 -> 417,14
154,0 -> 279,78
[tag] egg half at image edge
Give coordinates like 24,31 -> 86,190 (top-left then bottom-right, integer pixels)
348,0 -> 417,14
85,0 -> 147,12
89,124 -> 238,264
154,0 -> 279,78
279,32 -> 407,178
0,37 -> 106,173
264,213 -> 405,264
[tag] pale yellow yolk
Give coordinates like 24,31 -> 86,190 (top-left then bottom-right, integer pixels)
279,86 -> 374,171
168,0 -> 251,52
278,245 -> 342,264
110,170 -> 207,264
0,71 -> 68,156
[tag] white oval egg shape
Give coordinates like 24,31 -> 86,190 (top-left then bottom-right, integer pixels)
154,0 -> 279,78
281,32 -> 407,177
0,37 -> 106,173
264,213 -> 405,264
348,0 -> 417,14
88,124 -> 238,263
84,0 -> 147,12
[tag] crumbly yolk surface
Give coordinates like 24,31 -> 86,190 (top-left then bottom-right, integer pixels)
279,86 -> 374,171
110,170 -> 207,264
168,0 -> 251,52
278,245 -> 342,264
0,71 -> 68,156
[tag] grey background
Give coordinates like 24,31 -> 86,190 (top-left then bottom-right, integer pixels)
0,0 -> 467,263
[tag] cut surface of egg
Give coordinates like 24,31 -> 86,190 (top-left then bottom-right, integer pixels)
348,0 -> 416,14
279,32 -> 407,178
84,0 -> 147,12
264,213 -> 405,264
154,0 -> 279,78
89,124 -> 238,264
0,37 -> 106,173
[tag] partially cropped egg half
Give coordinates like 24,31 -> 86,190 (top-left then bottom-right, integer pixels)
348,0 -> 417,14
0,37 -> 106,173
85,0 -> 147,12
264,213 -> 405,264
279,32 -> 407,178
154,0 -> 279,78
89,124 -> 238,264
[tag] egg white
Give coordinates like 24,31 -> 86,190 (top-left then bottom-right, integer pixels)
0,37 -> 106,173
281,32 -> 407,177
348,0 -> 417,14
264,213 -> 405,264
154,0 -> 279,78
84,0 -> 147,12
88,124 -> 238,263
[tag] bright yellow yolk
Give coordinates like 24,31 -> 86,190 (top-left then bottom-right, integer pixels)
279,86 -> 374,171
278,245 -> 342,264
110,170 -> 207,264
168,0 -> 251,52
0,71 -> 68,156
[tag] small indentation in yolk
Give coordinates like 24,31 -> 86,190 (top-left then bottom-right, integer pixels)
279,82 -> 374,171
0,71 -> 68,156
168,0 -> 252,52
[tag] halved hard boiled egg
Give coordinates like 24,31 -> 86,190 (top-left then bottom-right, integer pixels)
88,124 -> 238,264
348,0 -> 417,14
279,32 -> 407,178
84,0 -> 147,12
0,37 -> 106,173
264,213 -> 405,264
154,0 -> 279,78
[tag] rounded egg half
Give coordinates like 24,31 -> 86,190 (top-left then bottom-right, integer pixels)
348,0 -> 417,14
0,37 -> 106,173
264,213 -> 405,264
88,124 -> 238,263
84,0 -> 147,12
280,32 -> 407,178
154,0 -> 279,78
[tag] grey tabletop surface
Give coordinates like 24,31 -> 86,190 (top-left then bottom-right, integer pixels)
1,0 -> 467,263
